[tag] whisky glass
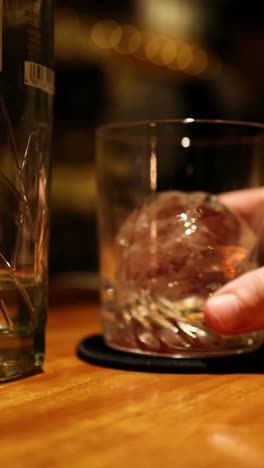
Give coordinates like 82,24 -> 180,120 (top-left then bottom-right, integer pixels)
96,120 -> 264,358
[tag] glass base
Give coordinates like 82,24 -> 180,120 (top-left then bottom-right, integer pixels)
0,332 -> 45,382
102,293 -> 263,358
105,336 -> 262,359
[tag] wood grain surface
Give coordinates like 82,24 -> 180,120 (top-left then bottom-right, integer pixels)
0,299 -> 264,468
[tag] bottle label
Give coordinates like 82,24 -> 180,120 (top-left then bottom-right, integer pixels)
23,0 -> 54,95
24,61 -> 54,95
1,1 -> 54,95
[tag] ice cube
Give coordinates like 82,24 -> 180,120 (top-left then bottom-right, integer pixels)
116,191 -> 258,300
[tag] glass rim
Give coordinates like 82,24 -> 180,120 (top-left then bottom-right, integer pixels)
96,118 -> 264,135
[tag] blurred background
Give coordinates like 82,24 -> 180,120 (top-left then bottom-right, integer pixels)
50,0 -> 264,293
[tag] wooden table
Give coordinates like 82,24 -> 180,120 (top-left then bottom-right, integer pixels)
1,298 -> 264,468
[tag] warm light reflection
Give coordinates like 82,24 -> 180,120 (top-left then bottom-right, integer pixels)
91,20 -> 119,49
145,34 -> 161,63
181,137 -> 191,148
187,48 -> 208,75
161,39 -> 178,65
56,12 -> 221,78
114,25 -> 142,55
150,136 -> 158,257
127,29 -> 142,53
210,430 -> 264,466
176,43 -> 193,71
109,26 -> 122,48
150,219 -> 158,257
131,44 -> 146,61
150,140 -> 157,192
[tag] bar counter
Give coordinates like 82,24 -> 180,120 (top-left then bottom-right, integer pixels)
1,297 -> 264,467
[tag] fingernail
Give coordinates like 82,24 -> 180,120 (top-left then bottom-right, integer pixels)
205,294 -> 242,334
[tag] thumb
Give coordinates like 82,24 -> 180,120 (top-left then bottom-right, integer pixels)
204,267 -> 264,335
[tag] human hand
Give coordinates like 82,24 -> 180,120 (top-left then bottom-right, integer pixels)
205,188 -> 264,335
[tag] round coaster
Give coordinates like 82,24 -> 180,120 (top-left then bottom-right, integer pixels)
77,335 -> 264,374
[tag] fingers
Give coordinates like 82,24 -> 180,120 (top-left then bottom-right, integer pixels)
204,188 -> 264,335
204,267 -> 264,335
219,187 -> 264,233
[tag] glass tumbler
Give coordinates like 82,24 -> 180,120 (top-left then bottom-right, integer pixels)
96,120 -> 264,358
0,1 -> 54,381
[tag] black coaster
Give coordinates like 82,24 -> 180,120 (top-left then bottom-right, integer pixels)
77,335 -> 264,374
